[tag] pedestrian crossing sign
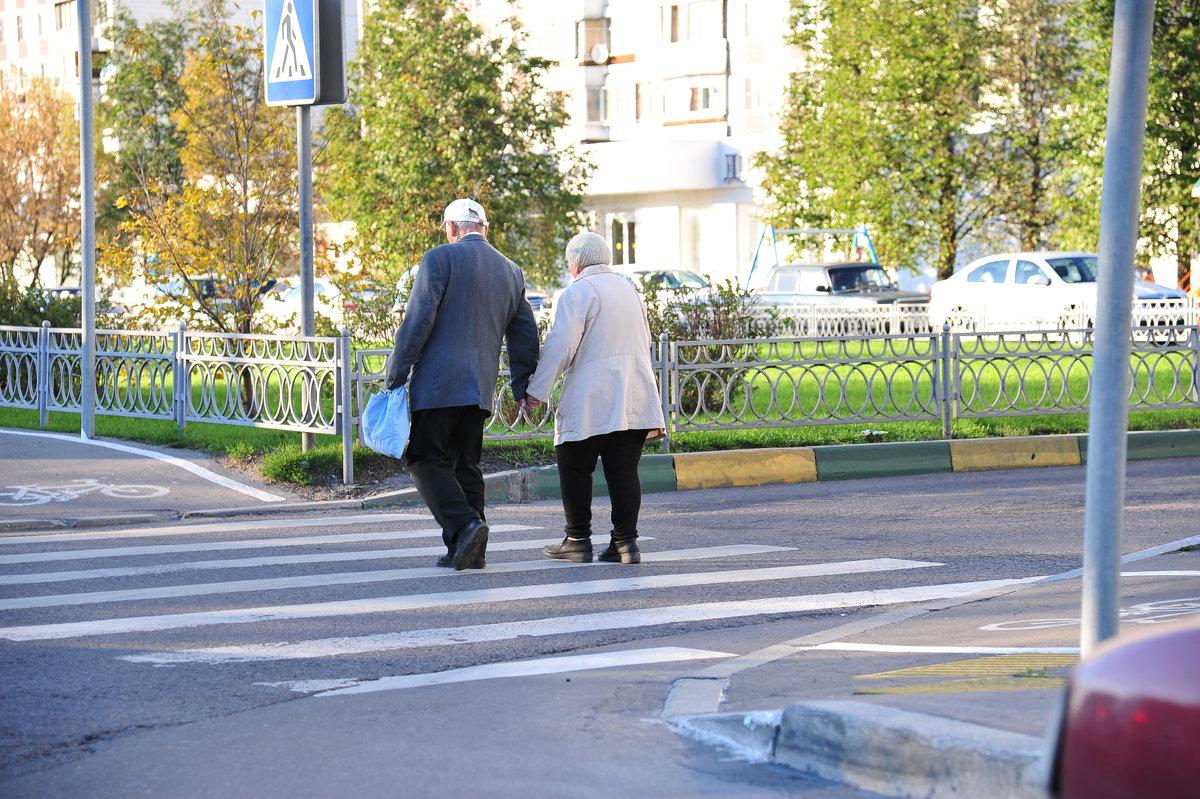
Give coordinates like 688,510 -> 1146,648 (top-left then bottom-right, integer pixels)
264,0 -> 319,105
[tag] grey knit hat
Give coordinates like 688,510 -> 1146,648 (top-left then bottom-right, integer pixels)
565,232 -> 611,269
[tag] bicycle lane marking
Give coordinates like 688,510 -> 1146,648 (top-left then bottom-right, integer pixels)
0,479 -> 170,507
0,430 -> 286,503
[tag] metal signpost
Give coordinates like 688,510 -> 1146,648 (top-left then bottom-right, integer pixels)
1081,0 -> 1156,657
264,0 -> 345,451
77,0 -> 97,440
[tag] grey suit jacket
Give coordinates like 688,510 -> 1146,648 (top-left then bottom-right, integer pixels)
385,233 -> 539,413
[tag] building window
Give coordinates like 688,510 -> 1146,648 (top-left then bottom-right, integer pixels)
664,5 -> 680,43
635,82 -> 652,121
56,2 -> 72,31
744,0 -> 761,37
744,77 -> 762,110
586,88 -> 604,123
664,1 -> 721,43
16,16 -> 25,42
576,17 -> 610,62
610,218 -> 637,266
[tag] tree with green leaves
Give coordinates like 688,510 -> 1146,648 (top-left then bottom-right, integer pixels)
0,78 -> 80,288
96,7 -> 189,247
1056,2 -> 1199,285
1140,2 -> 1199,284
760,0 -> 1003,280
986,0 -> 1087,251
100,0 -> 297,335
320,0 -> 588,291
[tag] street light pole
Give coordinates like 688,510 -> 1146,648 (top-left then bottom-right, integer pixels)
1081,0 -> 1156,657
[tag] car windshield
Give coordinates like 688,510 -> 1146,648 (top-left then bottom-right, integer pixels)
1046,256 -> 1098,284
828,266 -> 896,293
672,272 -> 708,289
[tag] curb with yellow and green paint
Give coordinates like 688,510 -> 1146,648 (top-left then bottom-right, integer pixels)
492,429 -> 1200,503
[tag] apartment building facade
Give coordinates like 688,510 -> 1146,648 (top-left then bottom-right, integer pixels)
470,0 -> 802,284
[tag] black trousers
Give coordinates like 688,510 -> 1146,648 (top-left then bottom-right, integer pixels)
555,428 -> 649,542
406,405 -> 489,550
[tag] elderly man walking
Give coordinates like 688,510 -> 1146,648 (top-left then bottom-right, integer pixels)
386,198 -> 539,570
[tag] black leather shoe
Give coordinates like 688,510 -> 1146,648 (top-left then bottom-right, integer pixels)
598,539 -> 640,564
543,537 -> 593,563
436,552 -> 485,568
453,519 -> 489,570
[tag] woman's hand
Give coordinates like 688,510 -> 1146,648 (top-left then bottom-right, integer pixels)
520,395 -> 543,410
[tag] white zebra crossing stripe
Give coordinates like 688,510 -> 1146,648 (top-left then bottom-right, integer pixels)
0,525 -> 537,565
0,513 -> 430,546
0,543 -> 785,608
122,577 -> 1041,665
0,559 -> 940,641
306,647 -> 739,697
3,540 -> 799,586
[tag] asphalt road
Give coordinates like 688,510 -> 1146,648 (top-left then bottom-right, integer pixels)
0,457 -> 1196,797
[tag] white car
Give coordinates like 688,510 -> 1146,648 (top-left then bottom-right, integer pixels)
258,277 -> 352,330
928,251 -> 1191,331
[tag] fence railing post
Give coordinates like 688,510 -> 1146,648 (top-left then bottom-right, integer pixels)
37,321 -> 50,427
339,329 -> 354,485
939,323 -> 954,439
658,332 -> 671,453
174,322 -> 187,433
1191,324 -> 1200,404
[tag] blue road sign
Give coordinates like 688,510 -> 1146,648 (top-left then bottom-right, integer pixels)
264,0 -> 319,106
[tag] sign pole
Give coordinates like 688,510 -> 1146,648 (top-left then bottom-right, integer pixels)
1080,0 -> 1155,657
298,105 -> 315,452
77,0 -> 97,440
264,0 -> 345,456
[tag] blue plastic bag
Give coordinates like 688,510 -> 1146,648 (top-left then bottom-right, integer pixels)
361,387 -> 410,459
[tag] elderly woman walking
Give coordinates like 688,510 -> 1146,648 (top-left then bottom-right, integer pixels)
523,232 -> 666,564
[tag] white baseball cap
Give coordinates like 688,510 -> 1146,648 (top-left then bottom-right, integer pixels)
440,198 -> 488,230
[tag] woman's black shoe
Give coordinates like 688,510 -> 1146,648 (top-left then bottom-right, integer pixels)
543,537 -> 593,562
598,539 -> 640,564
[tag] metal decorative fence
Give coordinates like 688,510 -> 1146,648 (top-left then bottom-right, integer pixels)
3,322 -> 1199,485
768,304 -> 935,337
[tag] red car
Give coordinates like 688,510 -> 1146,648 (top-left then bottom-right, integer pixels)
1048,617 -> 1200,798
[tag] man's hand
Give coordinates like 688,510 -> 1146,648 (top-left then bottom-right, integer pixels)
520,395 -> 543,410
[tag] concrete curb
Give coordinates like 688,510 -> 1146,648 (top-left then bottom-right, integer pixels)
677,701 -> 1049,799
506,428 -> 1200,503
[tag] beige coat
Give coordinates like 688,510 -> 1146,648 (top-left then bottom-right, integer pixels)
527,264 -> 666,445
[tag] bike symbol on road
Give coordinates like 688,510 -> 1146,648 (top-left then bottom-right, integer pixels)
0,479 -> 169,506
269,0 -> 312,82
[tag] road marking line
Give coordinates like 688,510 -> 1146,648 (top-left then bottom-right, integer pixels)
0,524 -> 537,565
0,541 -> 741,586
1120,570 -> 1200,577
0,430 -> 288,503
0,542 -> 778,607
257,647 -> 739,697
1,559 -> 941,641
1041,533 -> 1200,582
800,643 -> 1081,655
119,577 -> 1036,665
0,513 -> 432,546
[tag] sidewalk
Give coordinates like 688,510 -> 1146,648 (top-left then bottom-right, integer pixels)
667,540 -> 1200,798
